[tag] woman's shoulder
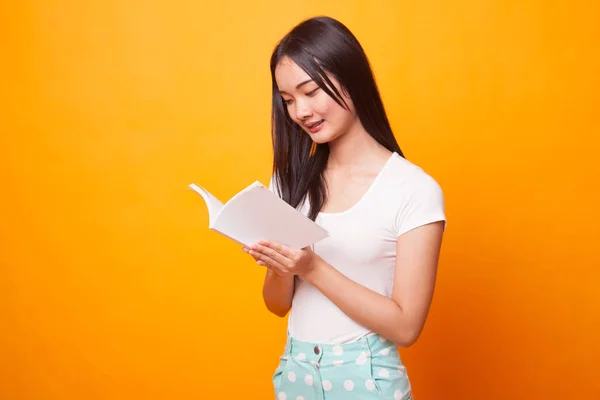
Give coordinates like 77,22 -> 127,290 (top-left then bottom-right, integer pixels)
385,153 -> 443,194
385,154 -> 446,234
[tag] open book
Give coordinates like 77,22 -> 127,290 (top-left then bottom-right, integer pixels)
188,181 -> 328,249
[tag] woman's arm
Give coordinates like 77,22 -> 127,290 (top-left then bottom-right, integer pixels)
305,221 -> 444,346
261,268 -> 295,317
248,220 -> 444,346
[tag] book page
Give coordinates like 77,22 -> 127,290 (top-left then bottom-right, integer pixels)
188,184 -> 224,227
212,182 -> 328,248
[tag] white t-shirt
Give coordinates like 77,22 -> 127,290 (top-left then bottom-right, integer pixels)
269,152 -> 446,344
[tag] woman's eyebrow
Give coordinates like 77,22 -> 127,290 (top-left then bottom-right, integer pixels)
279,79 -> 314,95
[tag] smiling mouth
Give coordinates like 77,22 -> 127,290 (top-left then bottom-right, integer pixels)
306,120 -> 324,129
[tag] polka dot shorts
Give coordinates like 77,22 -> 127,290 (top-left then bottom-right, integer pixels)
272,333 -> 413,399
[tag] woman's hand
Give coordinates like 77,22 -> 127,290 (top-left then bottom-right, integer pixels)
243,240 -> 319,277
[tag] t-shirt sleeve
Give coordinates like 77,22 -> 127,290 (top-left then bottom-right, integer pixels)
393,171 -> 447,237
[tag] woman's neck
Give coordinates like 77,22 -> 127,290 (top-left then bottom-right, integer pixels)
326,121 -> 391,171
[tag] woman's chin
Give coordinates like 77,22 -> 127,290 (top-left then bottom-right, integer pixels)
308,130 -> 335,145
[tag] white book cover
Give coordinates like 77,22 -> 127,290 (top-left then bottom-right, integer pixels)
188,181 -> 329,249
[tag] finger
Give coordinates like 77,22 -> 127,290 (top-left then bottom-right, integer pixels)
258,240 -> 295,259
243,247 -> 261,262
251,243 -> 292,265
256,261 -> 278,276
257,260 -> 276,270
257,257 -> 286,273
261,263 -> 286,278
249,248 -> 288,272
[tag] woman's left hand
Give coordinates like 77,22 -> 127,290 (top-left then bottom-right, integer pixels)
243,240 -> 320,277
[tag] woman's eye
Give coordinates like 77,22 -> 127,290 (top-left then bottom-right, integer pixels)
282,99 -> 293,105
306,88 -> 320,96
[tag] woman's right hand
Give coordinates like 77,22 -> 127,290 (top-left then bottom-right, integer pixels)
243,245 -> 294,277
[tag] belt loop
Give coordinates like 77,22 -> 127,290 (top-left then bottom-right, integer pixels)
287,335 -> 294,357
284,328 -> 293,357
361,334 -> 373,357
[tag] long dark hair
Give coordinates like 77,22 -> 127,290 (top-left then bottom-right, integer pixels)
270,16 -> 405,220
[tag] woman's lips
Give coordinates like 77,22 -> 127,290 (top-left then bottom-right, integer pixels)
307,120 -> 324,134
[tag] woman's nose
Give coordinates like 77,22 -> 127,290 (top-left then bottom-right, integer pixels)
295,101 -> 313,121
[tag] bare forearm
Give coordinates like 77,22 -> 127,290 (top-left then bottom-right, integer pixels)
262,270 -> 294,317
304,259 -> 418,346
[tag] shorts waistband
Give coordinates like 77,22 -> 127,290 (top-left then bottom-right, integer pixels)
283,333 -> 397,365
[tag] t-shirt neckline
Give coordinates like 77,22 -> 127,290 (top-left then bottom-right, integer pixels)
317,152 -> 398,217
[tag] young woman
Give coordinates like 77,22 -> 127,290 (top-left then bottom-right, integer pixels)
243,16 -> 446,400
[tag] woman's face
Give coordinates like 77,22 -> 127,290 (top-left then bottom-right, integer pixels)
275,56 -> 357,144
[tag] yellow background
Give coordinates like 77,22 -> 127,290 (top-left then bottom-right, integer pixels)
2,1 -> 599,399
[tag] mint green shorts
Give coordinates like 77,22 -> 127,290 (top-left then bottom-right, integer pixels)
272,333 -> 413,399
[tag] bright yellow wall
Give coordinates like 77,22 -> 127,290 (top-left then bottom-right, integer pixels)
2,1 -> 599,399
